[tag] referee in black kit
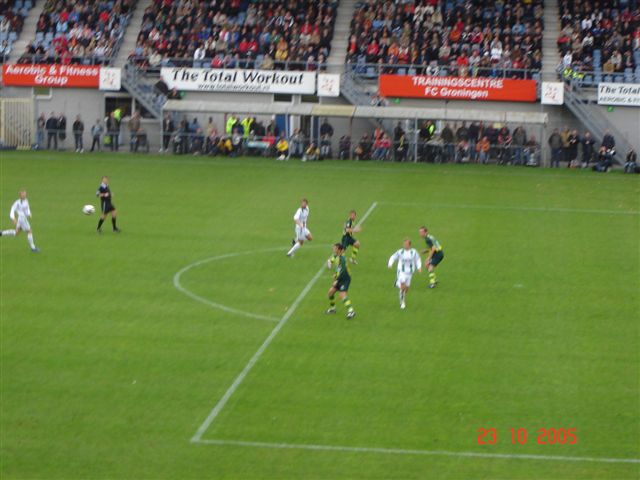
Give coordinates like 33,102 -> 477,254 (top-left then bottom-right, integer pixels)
96,176 -> 121,233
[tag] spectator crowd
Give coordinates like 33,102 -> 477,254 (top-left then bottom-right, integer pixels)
557,0 -> 640,77
16,0 -> 134,64
0,0 -> 34,63
348,0 -> 545,78
130,0 -> 338,70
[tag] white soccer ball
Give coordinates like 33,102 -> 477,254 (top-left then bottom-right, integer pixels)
83,204 -> 96,215
278,154 -> 286,161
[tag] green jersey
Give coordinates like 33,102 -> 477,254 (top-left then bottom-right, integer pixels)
425,234 -> 443,252
343,218 -> 354,237
331,254 -> 350,281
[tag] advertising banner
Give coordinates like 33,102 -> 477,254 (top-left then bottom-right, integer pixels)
317,73 -> 340,97
541,81 -> 564,105
2,64 -> 101,88
99,67 -> 122,91
379,75 -> 537,102
161,67 -> 317,94
597,82 -> 640,107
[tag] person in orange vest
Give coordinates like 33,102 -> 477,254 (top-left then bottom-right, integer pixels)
476,136 -> 490,164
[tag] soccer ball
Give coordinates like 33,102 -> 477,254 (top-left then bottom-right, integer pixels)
278,154 -> 286,161
82,204 -> 96,215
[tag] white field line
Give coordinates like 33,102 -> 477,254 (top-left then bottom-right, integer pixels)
190,201 -> 378,443
383,201 -> 640,216
173,244 -> 333,323
196,438 -> 640,465
173,248 -> 283,323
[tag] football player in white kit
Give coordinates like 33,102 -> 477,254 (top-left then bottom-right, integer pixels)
1,190 -> 39,252
287,198 -> 312,257
387,239 -> 421,309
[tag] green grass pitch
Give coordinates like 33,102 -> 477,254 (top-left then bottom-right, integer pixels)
1,151 -> 639,479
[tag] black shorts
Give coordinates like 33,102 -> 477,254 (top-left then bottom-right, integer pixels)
101,201 -> 116,214
335,276 -> 351,292
341,234 -> 356,248
429,250 -> 444,266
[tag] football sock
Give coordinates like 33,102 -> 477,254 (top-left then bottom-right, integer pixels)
329,295 -> 336,308
351,247 -> 359,259
1,229 -> 16,236
287,242 -> 301,256
97,218 -> 105,230
429,271 -> 437,285
27,233 -> 36,249
112,217 -> 117,230
342,296 -> 353,312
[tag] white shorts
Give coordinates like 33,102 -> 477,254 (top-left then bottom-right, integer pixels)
396,272 -> 413,288
295,225 -> 310,242
16,216 -> 31,232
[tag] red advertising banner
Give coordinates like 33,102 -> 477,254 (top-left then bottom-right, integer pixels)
379,75 -> 537,102
2,64 -> 100,88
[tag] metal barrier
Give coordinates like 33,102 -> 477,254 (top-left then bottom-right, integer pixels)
0,97 -> 34,148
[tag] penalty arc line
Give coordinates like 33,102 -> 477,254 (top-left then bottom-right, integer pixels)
190,201 -> 379,443
173,244 -> 335,323
195,438 -> 640,465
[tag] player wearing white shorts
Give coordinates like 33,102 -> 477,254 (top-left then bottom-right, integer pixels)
387,239 -> 421,309
287,198 -> 312,257
1,190 -> 39,252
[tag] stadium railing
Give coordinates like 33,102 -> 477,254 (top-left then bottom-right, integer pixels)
126,57 -> 542,81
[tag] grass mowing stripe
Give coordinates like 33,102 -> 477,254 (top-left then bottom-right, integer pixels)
383,201 -> 640,216
196,439 -> 640,464
191,202 -> 379,443
6,151 -> 637,182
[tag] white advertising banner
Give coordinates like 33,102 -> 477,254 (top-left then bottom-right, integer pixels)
317,73 -> 340,97
161,68 -> 316,94
541,81 -> 564,105
99,67 -> 121,91
597,82 -> 640,107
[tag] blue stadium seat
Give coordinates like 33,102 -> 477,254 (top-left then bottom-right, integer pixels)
594,73 -> 602,83
407,67 -> 416,75
397,67 -> 406,75
24,0 -> 33,9
0,32 -> 7,42
8,31 -> 17,42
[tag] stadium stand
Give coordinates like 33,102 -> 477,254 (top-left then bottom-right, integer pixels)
346,0 -> 545,78
557,0 -> 640,83
129,0 -> 339,70
15,0 -> 135,64
0,0 -> 35,63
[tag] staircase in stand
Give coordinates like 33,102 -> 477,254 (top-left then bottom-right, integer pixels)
563,82 -> 631,165
121,63 -> 165,119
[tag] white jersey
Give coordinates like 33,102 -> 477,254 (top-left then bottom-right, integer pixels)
388,248 -> 421,275
10,198 -> 31,220
294,206 -> 309,227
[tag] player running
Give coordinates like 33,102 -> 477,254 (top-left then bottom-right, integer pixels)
388,239 -> 422,309
96,176 -> 121,233
419,226 -> 444,288
286,198 -> 312,257
326,243 -> 356,319
0,190 -> 39,252
341,210 -> 361,264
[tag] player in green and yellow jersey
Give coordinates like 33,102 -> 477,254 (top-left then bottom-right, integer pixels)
419,226 -> 444,288
341,210 -> 361,264
326,243 -> 356,319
